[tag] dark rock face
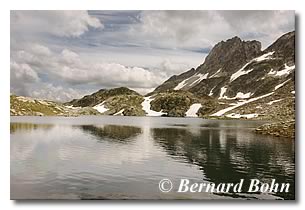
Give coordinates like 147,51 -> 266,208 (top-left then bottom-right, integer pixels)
65,87 -> 140,107
151,68 -> 196,94
196,36 -> 262,75
264,31 -> 295,63
152,36 -> 262,95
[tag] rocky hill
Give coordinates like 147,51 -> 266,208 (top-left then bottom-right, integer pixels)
65,87 -> 140,107
65,87 -> 145,116
10,95 -> 100,116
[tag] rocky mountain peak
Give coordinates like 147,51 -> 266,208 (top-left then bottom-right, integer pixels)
196,36 -> 262,75
264,31 -> 295,63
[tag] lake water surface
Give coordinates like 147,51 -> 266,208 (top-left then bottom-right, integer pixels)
11,116 -> 295,200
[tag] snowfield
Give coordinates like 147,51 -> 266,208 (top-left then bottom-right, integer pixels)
230,51 -> 274,82
268,64 -> 295,77
220,91 -> 252,100
93,101 -> 109,113
174,73 -> 209,90
211,92 -> 274,116
218,87 -> 228,99
141,96 -> 166,116
230,68 -> 253,82
189,73 -> 209,86
226,113 -> 258,119
186,103 -> 202,117
253,51 -> 274,62
174,79 -> 188,90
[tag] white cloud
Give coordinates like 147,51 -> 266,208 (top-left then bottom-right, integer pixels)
158,59 -> 192,76
10,11 -> 295,102
11,10 -> 103,37
31,84 -> 91,102
129,10 -> 294,49
11,62 -> 39,83
11,44 -> 171,100
10,61 -> 40,96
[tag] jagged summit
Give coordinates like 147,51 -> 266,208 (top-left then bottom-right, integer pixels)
151,31 -> 295,99
197,36 -> 261,75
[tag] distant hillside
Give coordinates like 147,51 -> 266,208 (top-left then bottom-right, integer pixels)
65,87 -> 140,107
10,95 -> 100,116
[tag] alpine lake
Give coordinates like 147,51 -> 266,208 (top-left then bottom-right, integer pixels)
10,116 -> 295,200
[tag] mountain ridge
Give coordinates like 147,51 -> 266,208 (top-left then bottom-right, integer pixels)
11,31 -> 295,137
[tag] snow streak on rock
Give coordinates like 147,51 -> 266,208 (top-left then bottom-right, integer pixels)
174,73 -> 209,90
114,109 -> 124,116
230,51 -> 274,82
226,113 -> 258,119
211,92 -> 274,116
186,103 -> 202,117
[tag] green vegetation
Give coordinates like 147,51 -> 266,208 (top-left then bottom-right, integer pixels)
10,95 -> 100,116
104,95 -> 145,116
10,95 -> 66,116
150,90 -> 199,117
255,120 -> 295,138
65,87 -> 140,107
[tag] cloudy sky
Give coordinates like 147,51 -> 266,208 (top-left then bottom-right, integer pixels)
10,10 -> 295,102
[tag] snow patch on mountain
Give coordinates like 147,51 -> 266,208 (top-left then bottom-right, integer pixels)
114,109 -> 124,116
268,64 -> 295,77
230,52 -> 274,82
174,73 -> 209,90
253,51 -> 274,62
218,87 -> 228,99
226,113 -> 258,119
189,73 -> 209,86
186,103 -> 202,117
220,92 -> 252,100
65,105 -> 81,110
211,92 -> 274,116
93,101 -> 109,113
274,79 -> 291,91
174,79 -> 188,90
210,68 -> 222,78
209,86 -> 216,96
275,64 -> 295,76
141,96 -> 166,116
267,99 -> 283,105
230,68 -> 254,82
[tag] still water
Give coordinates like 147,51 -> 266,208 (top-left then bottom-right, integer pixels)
11,116 -> 295,200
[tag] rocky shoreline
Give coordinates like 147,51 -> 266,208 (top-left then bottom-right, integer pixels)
255,120 -> 295,138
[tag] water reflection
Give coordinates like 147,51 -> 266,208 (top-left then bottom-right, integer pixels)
10,123 -> 54,134
10,116 -> 295,200
152,127 -> 295,199
79,125 -> 142,143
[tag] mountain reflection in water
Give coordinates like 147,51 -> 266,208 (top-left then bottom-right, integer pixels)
11,116 -> 295,200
